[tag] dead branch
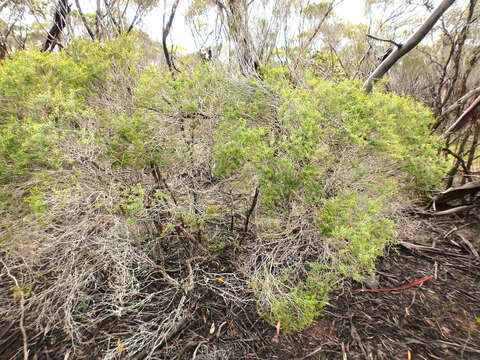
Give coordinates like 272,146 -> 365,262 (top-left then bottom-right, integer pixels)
75,0 -> 95,40
433,181 -> 480,205
456,232 -> 480,259
162,0 -> 181,72
244,187 -> 259,233
175,221 -> 209,253
432,204 -> 477,216
366,33 -> 402,48
444,94 -> 480,136
440,85 -> 480,119
0,260 -> 28,360
364,0 -> 455,93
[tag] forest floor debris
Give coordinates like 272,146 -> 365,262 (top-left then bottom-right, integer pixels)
1,212 -> 479,359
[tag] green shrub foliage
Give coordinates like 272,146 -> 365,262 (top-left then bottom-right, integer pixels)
0,37 -> 447,336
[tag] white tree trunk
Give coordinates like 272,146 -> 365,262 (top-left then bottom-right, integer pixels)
364,0 -> 456,93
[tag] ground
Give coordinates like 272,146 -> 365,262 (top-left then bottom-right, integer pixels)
1,212 -> 479,360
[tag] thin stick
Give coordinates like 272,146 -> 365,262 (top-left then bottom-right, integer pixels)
352,275 -> 433,293
1,260 -> 28,360
244,187 -> 259,233
366,33 -> 402,48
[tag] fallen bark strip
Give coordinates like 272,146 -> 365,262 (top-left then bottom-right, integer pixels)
432,204 -> 477,216
433,181 -> 480,204
352,275 -> 433,293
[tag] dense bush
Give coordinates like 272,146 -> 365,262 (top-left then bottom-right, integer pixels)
0,36 -> 448,357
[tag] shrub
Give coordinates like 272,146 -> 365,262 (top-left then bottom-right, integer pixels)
0,38 -> 449,359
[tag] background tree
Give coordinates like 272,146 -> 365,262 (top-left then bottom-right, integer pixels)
363,0 -> 455,93
43,0 -> 71,51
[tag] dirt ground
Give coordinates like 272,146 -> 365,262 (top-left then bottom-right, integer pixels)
272,212 -> 480,360
1,212 -> 479,360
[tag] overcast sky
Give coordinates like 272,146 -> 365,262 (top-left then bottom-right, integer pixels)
138,0 -> 367,51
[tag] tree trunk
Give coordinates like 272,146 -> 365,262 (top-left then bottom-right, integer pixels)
162,0 -> 180,72
75,0 -> 95,40
215,0 -> 260,74
364,0 -> 455,93
43,0 -> 71,52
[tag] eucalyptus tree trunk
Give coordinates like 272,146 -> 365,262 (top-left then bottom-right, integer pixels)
215,0 -> 260,74
162,0 -> 181,71
364,0 -> 456,94
43,0 -> 71,51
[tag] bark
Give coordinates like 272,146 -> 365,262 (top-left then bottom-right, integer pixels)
446,132 -> 469,188
75,0 -> 96,40
215,0 -> 260,74
364,0 -> 455,93
462,124 -> 479,184
435,0 -> 477,115
162,0 -> 180,71
0,42 -> 7,60
43,0 -> 71,52
96,0 -> 102,38
444,94 -> 480,136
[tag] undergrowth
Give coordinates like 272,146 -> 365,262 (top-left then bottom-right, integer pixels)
0,35 -> 447,358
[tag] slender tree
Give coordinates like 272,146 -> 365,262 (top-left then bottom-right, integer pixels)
43,0 -> 71,51
162,0 -> 181,71
364,0 -> 455,93
75,0 -> 96,40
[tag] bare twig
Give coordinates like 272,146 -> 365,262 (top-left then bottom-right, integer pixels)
366,33 -> 402,48
244,187 -> 259,233
0,260 -> 28,360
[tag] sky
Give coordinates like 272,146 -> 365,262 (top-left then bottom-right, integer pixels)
72,0 -> 457,52
139,0 -> 367,51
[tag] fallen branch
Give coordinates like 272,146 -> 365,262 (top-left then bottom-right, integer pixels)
433,204 -> 476,216
456,232 -> 480,259
352,275 -> 433,293
433,181 -> 480,205
0,260 -> 28,360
